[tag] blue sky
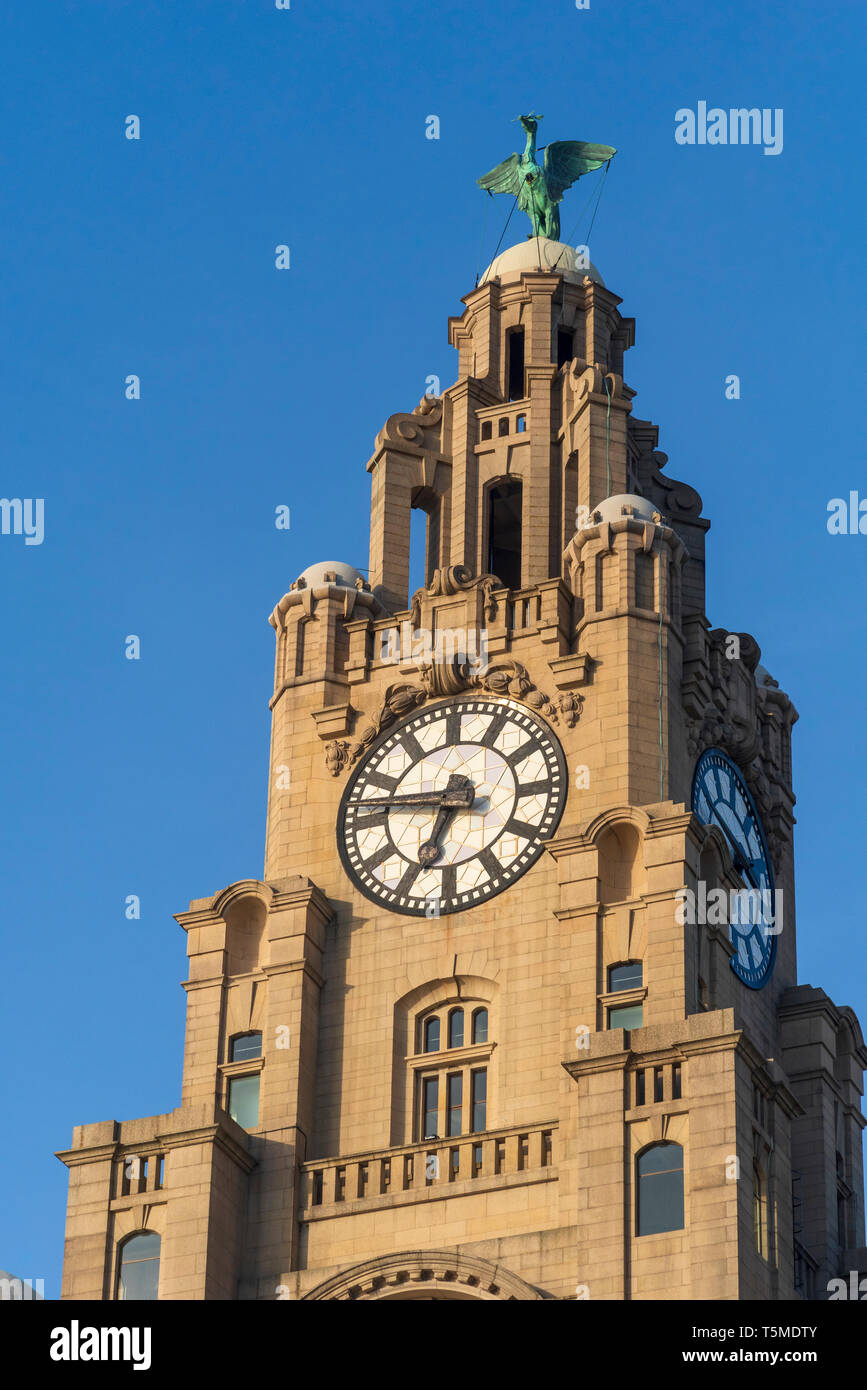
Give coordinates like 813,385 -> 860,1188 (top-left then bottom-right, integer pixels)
1,0 -> 865,1297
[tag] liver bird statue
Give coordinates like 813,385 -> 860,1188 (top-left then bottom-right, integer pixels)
477,113 -> 615,242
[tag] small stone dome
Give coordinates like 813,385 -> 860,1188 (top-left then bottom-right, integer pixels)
479,238 -> 604,288
295,561 -> 367,590
586,494 -> 663,526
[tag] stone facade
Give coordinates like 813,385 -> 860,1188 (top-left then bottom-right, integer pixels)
57,238 -> 866,1301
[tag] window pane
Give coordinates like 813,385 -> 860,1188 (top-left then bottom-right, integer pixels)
448,1009 -> 464,1049
423,1017 -> 440,1053
472,1008 -> 488,1044
228,1074 -> 260,1129
488,481 -> 522,590
118,1233 -> 160,1301
230,1032 -> 262,1062
609,1003 -> 643,1029
609,962 -> 643,992
637,1143 -> 684,1236
447,1074 -> 463,1137
422,1077 -> 438,1139
471,1069 -> 487,1132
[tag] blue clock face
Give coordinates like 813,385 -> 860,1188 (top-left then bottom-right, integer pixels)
691,748 -> 776,989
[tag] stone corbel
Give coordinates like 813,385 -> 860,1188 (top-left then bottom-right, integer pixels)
548,652 -> 592,690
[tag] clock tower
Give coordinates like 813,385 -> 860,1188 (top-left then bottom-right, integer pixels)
58,235 -> 867,1302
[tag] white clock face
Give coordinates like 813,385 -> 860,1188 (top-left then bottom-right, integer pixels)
337,697 -> 567,916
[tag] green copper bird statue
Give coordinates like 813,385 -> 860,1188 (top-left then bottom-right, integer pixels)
478,113 -> 615,241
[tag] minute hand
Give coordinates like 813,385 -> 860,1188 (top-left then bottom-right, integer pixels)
356,779 -> 475,811
356,791 -> 454,809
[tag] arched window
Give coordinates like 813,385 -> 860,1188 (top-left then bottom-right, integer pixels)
488,480 -> 522,590
423,1017 -> 440,1053
117,1232 -> 160,1301
230,1032 -> 262,1062
226,1033 -> 262,1130
413,1001 -> 492,1141
608,962 -> 643,992
636,1142 -> 684,1236
607,959 -> 644,1030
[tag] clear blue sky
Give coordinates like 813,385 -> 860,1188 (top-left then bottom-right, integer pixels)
1,0 -> 865,1297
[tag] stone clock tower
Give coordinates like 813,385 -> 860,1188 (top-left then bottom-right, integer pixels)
58,236 -> 867,1302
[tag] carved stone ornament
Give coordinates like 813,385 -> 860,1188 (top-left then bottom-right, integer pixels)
557,691 -> 584,728
331,660 -> 562,774
324,740 -> 353,778
409,565 -> 499,627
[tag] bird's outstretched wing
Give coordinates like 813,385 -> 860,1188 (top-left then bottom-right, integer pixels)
477,152 -> 522,196
544,141 -> 616,202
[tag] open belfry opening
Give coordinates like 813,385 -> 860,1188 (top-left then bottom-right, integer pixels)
57,186 -> 866,1301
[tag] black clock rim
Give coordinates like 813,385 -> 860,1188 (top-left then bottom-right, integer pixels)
690,746 -> 777,990
336,694 -> 568,918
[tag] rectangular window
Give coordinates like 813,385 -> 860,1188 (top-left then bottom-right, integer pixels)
653,1067 -> 664,1103
557,328 -> 574,369
635,1069 -> 646,1106
228,1074 -> 260,1129
447,1073 -> 463,1137
421,1076 -> 439,1139
672,1063 -> 682,1100
471,1069 -> 487,1133
507,328 -> 525,401
608,1003 -> 644,1030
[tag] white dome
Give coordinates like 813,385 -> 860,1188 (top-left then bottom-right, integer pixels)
588,494 -> 663,526
296,561 -> 366,589
479,238 -> 604,288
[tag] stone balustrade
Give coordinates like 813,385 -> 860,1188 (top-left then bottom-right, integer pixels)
299,1120 -> 556,1218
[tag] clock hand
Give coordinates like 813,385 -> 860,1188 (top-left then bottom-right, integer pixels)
355,774 -> 475,813
418,805 -> 458,865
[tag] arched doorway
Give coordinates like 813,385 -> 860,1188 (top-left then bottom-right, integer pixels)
302,1251 -> 546,1301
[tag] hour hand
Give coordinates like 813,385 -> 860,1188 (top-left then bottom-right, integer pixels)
418,805 -> 457,865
